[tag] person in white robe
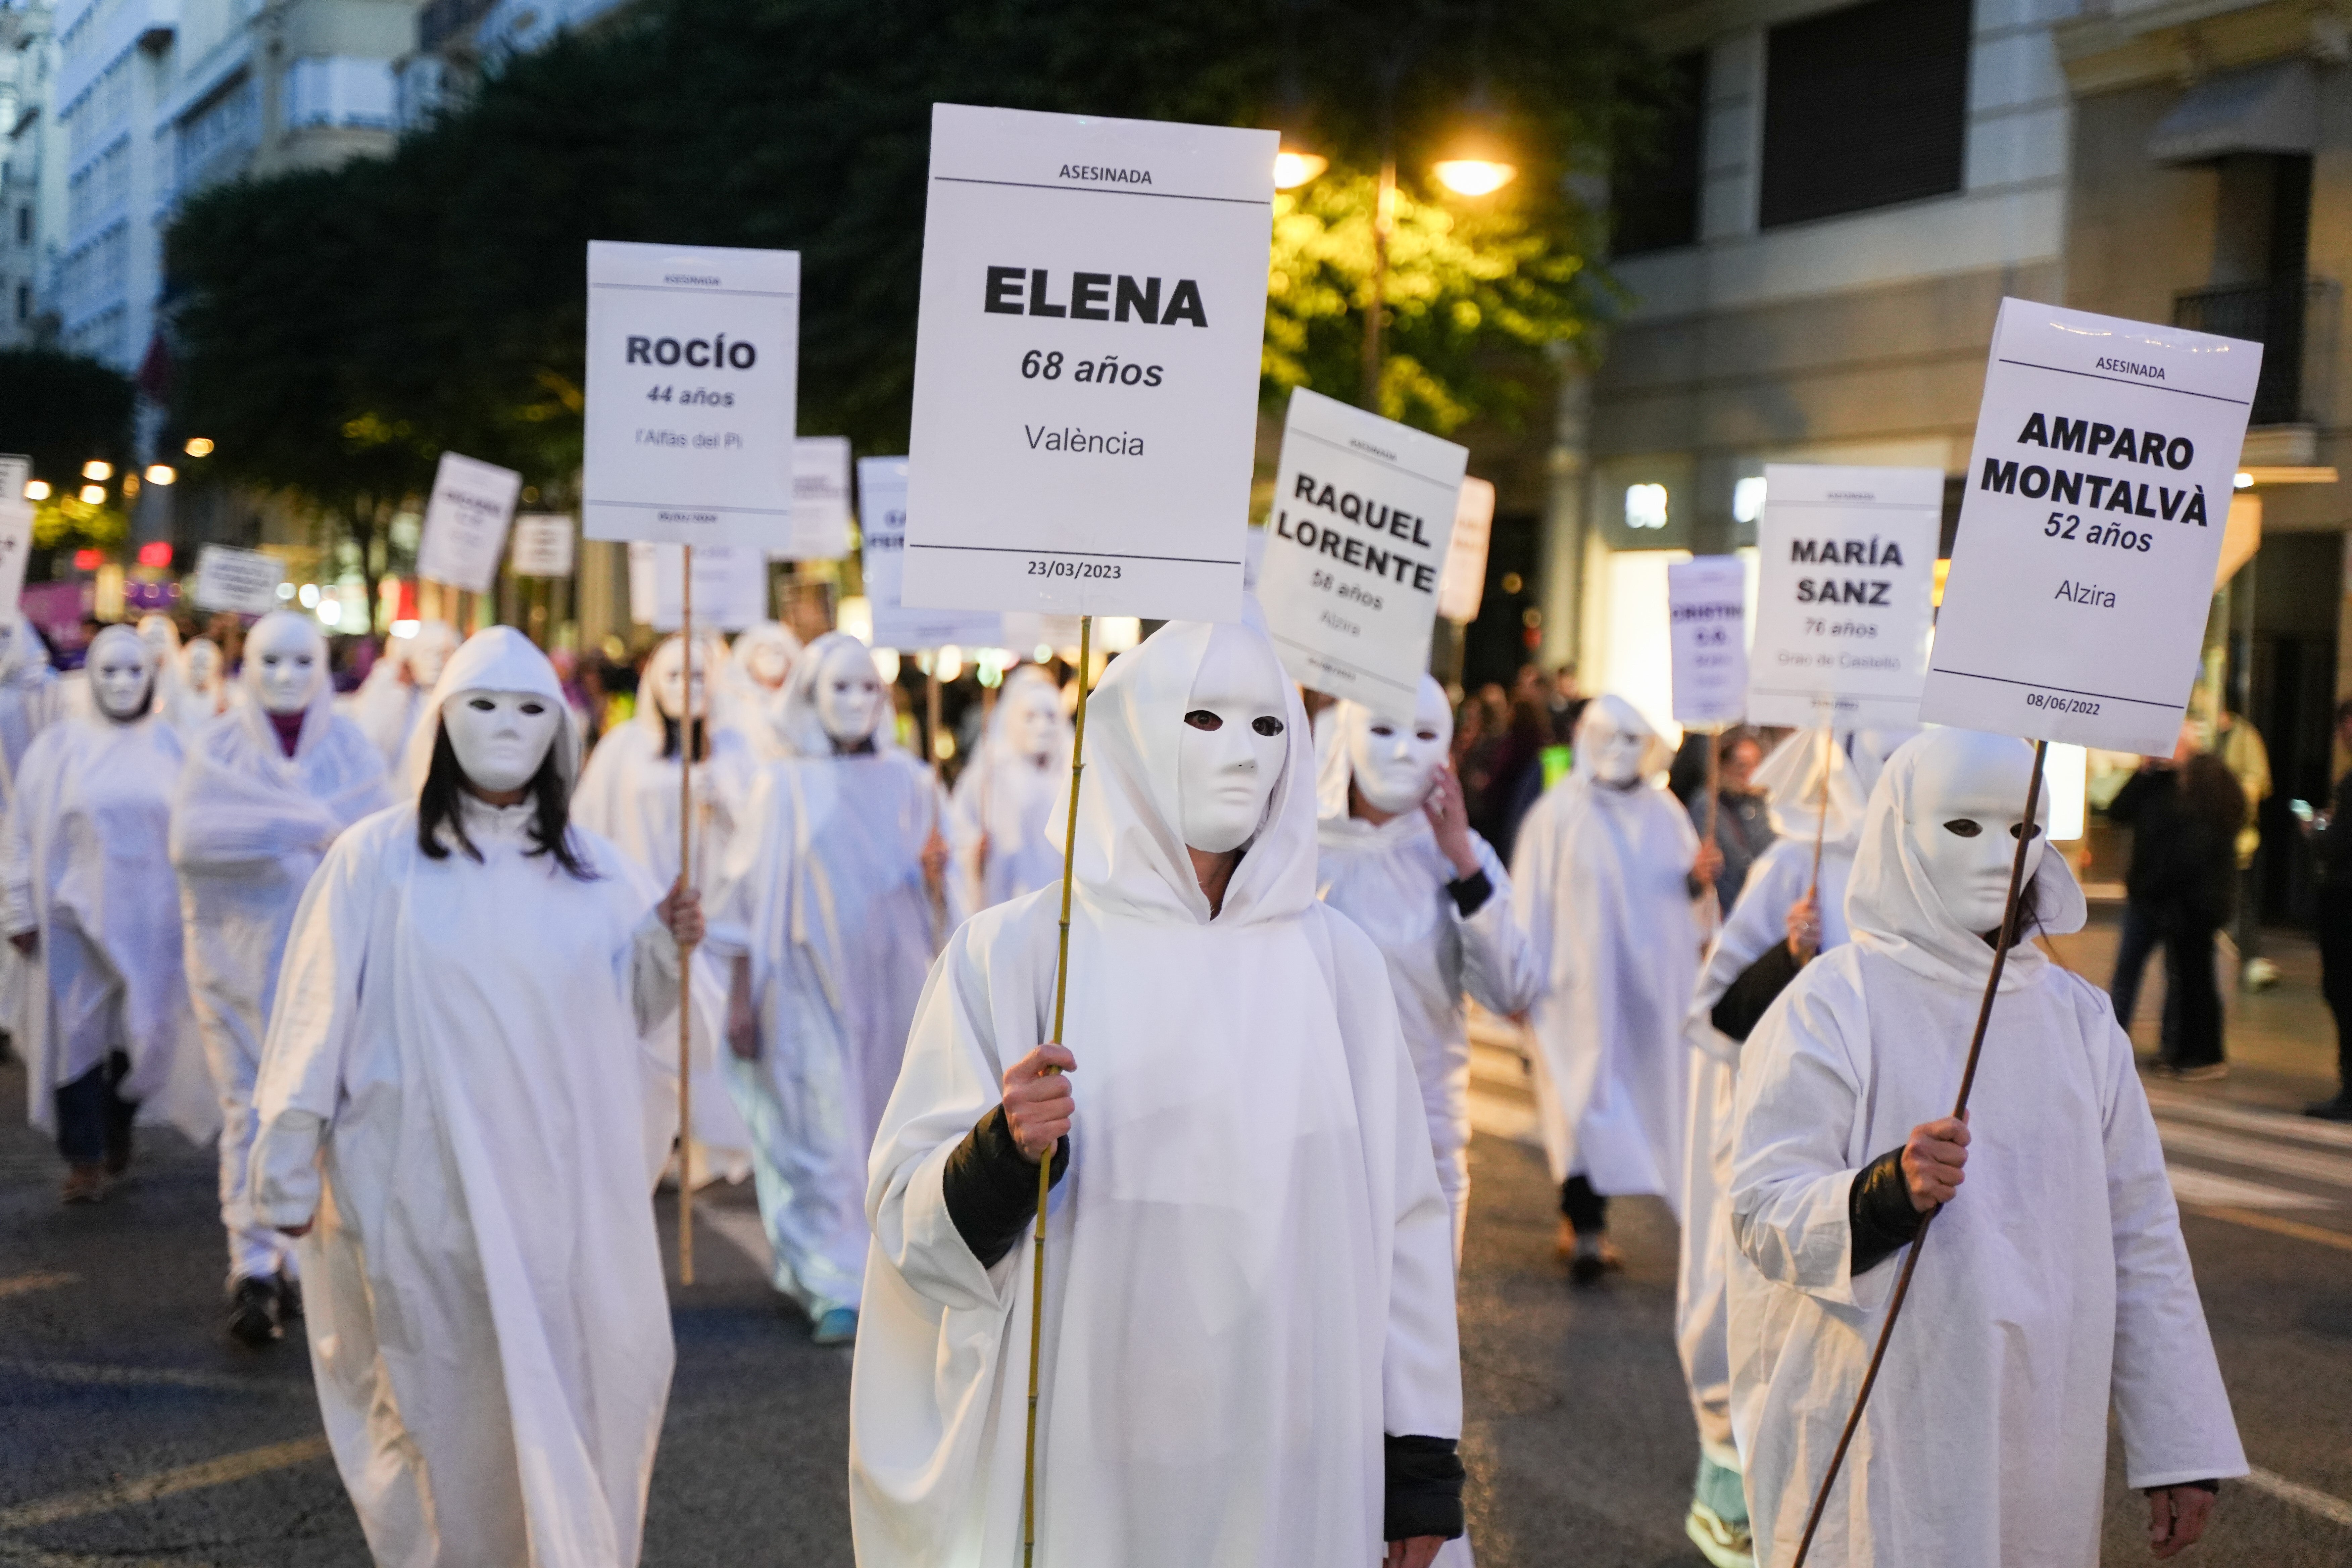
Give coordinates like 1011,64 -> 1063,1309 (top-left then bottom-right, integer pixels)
6,624 -> 212,1200
719,620 -> 801,758
946,664 -> 1072,915
1675,730 -> 1867,1568
164,636 -> 232,738
1511,693 -> 1716,1281
572,633 -> 756,1186
1729,728 -> 2245,1568
171,611 -> 391,1345
248,626 -> 696,1568
343,620 -> 459,767
1317,675 -> 1543,1256
850,618 -> 1465,1568
709,631 -> 951,1343
0,616 -> 64,1052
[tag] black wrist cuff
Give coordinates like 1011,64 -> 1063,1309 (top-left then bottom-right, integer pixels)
1849,1148 -> 1927,1275
942,1105 -> 1067,1269
1445,869 -> 1493,918
1384,1434 -> 1465,1541
2147,1479 -> 2222,1495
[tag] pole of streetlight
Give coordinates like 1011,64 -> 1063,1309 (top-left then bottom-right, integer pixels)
1360,151 -> 1395,411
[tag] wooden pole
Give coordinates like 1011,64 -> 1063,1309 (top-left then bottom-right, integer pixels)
925,659 -> 948,943
1701,722 -> 1722,849
676,545 -> 696,1287
1022,616 -> 1093,1568
1786,739 -> 2048,1568
1807,723 -> 1833,901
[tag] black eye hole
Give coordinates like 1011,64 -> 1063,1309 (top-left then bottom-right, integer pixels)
2009,822 -> 2044,841
467,697 -> 497,712
1184,709 -> 1222,731
1252,716 -> 1285,737
519,701 -> 546,716
1942,818 -> 1982,838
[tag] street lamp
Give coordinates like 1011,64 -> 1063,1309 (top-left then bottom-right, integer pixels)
82,459 -> 111,481
184,437 -> 214,457
78,484 -> 105,505
1434,154 -> 1517,196
145,464 -> 176,486
1274,146 -> 1329,190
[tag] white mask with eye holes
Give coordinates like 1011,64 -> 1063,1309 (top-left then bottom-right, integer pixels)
647,639 -> 706,721
88,629 -> 153,722
183,638 -> 222,692
246,613 -> 326,716
1347,677 -> 1454,816
745,637 -> 793,690
1586,719 -> 1650,787
1007,684 -> 1061,763
1177,629 -> 1290,854
1904,736 -> 2047,935
441,689 -> 562,795
815,641 -> 885,747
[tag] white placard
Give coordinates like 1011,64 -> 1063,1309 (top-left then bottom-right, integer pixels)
1668,556 -> 1749,726
0,503 -> 31,613
0,454 -> 29,502
583,240 -> 801,547
778,437 -> 852,561
1437,476 -> 1495,624
415,451 -> 523,594
901,103 -> 1276,622
192,545 -> 285,616
858,457 -> 1004,650
1258,388 -> 1464,719
1923,298 -> 2261,754
509,513 -> 577,578
629,541 -> 769,631
1747,464 -> 1941,728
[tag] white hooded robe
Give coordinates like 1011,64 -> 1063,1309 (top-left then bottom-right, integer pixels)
945,665 -> 1072,916
1728,730 -> 2245,1568
849,620 -> 1461,1568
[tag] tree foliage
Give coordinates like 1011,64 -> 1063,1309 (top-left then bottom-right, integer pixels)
0,347 -> 135,488
167,0 -> 1652,531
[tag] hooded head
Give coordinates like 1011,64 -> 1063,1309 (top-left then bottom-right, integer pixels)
1848,727 -> 1918,795
1753,728 -> 1868,845
778,631 -> 891,755
243,610 -> 330,718
180,637 -> 224,698
732,621 -> 801,693
0,617 -> 49,689
404,627 -> 592,877
1846,728 -> 2086,991
86,624 -> 156,722
1315,675 -> 1454,820
1058,619 -> 1316,927
1573,694 -> 1664,789
985,665 -> 1072,771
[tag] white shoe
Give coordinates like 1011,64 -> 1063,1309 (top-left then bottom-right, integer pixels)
1685,1500 -> 1755,1568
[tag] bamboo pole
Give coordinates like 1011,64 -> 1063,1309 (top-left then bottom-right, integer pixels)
925,659 -> 948,943
1807,723 -> 1833,901
1786,739 -> 2049,1568
676,545 -> 696,1286
1022,616 -> 1093,1568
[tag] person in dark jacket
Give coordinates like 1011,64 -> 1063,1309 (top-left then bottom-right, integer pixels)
2107,725 -> 2247,1077
2298,700 -> 2352,1120
1689,729 -> 1775,916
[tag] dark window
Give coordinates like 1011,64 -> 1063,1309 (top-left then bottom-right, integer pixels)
1759,0 -> 1972,229
1615,50 -> 1709,256
14,205 -> 28,245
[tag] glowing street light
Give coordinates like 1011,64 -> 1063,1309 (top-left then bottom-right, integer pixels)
1433,156 -> 1516,196
145,464 -> 176,485
23,480 -> 49,501
184,437 -> 215,457
82,459 -> 112,481
1274,148 -> 1328,190
78,484 -> 106,505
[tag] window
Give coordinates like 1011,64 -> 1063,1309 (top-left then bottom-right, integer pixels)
1614,50 -> 1708,255
1759,0 -> 1971,229
14,205 -> 28,245
13,284 -> 27,322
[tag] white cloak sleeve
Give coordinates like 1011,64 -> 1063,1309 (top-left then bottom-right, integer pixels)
1728,967 -> 1896,1315
1,782 -> 31,937
627,909 -> 685,1037
2089,994 -> 2248,1488
1456,834 -> 1543,1020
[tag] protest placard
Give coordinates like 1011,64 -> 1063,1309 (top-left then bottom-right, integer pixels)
1437,477 -> 1494,625
1922,298 -> 2261,754
192,545 -> 285,616
858,457 -> 1004,651
782,437 -> 853,561
1668,555 -> 1748,727
900,103 -> 1275,621
0,502 -> 30,615
1746,464 -> 1941,728
415,451 -> 523,594
629,541 -> 768,631
509,514 -> 577,578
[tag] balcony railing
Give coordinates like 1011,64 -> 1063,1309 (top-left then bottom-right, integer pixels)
2174,278 -> 2337,426
418,0 -> 499,54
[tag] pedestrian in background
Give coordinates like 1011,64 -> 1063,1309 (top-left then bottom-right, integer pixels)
1689,728 -> 1774,917
2299,699 -> 2352,1121
2107,724 -> 2246,1079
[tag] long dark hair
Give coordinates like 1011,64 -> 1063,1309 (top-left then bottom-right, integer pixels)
416,722 -> 598,881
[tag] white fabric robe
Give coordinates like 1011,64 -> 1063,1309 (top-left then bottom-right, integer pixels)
850,620 -> 1460,1568
945,670 -> 1072,916
1511,754 -> 1705,1204
5,710 -> 213,1140
1729,732 -> 2244,1568
172,690 -> 390,1281
249,799 -> 682,1568
0,630 -> 63,1040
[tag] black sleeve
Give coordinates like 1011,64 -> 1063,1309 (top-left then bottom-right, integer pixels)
1383,1434 -> 1465,1541
941,1105 -> 1068,1269
1710,940 -> 1804,1043
1849,1148 -> 1928,1274
1444,868 -> 1493,918
2106,769 -> 2152,826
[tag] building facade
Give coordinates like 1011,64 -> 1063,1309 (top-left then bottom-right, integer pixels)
1,1 -> 65,347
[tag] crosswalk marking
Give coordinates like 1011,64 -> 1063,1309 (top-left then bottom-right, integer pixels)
2243,1465 -> 2352,1529
2153,1121 -> 2352,1191
2164,1165 -> 2331,1211
2145,1088 -> 2352,1152
0,1436 -> 330,1531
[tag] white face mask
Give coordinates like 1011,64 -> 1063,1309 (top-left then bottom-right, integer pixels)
406,626 -> 456,690
815,642 -> 885,746
1177,631 -> 1289,854
649,642 -> 706,720
90,635 -> 153,721
184,640 -> 221,690
1008,686 -> 1060,762
1905,762 -> 2047,934
1349,682 -> 1452,816
247,617 -> 326,716
1589,723 -> 1649,787
746,638 -> 792,690
442,689 -> 561,794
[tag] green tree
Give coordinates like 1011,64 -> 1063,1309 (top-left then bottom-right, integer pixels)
0,347 -> 134,488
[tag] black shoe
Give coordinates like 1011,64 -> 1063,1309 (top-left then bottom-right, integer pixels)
227,1276 -> 282,1347
275,1274 -> 304,1322
2305,1096 -> 2352,1123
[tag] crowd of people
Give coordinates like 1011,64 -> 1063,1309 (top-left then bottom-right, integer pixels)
0,609 -> 2289,1567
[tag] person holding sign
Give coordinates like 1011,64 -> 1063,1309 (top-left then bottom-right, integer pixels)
1512,695 -> 1717,1282
1316,675 -> 1543,1255
709,631 -> 952,1344
170,612 -> 391,1346
850,619 -> 1462,1568
1728,729 -> 2242,1568
345,621 -> 460,768
247,627 -> 696,1568
946,664 -> 1072,915
1675,731 -> 1867,1568
6,625 -> 211,1201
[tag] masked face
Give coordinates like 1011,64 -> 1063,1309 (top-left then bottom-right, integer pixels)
746,637 -> 792,690
1904,749 -> 2046,935
1007,685 -> 1060,762
89,632 -> 152,721
1349,681 -> 1453,816
815,641 -> 884,746
649,641 -> 706,720
1590,724 -> 1648,787
247,615 -> 325,716
183,639 -> 221,690
1177,630 -> 1288,854
442,689 -> 561,795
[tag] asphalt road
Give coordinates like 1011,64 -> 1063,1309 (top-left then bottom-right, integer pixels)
2,936 -> 2348,1567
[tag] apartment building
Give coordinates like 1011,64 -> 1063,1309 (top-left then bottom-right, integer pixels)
1,1 -> 63,346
